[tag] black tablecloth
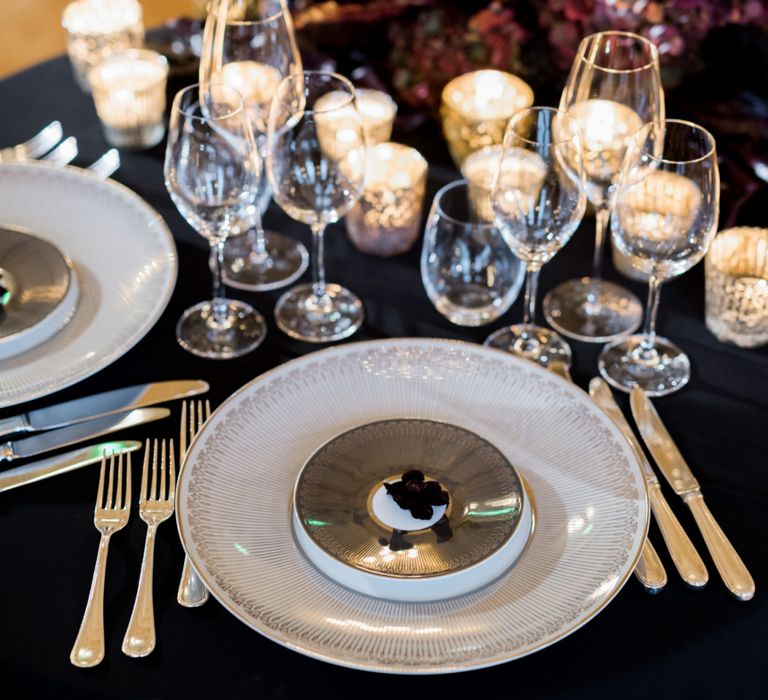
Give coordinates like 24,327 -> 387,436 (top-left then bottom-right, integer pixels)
1,56 -> 767,699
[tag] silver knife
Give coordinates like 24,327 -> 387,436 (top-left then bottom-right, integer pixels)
0,407 -> 169,462
0,441 -> 141,492
0,379 -> 208,438
630,386 -> 755,601
589,379 -> 708,589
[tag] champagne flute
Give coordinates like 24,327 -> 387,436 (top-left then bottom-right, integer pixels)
164,83 -> 266,358
484,107 -> 587,367
543,31 -> 664,342
200,0 -> 309,291
598,120 -> 720,395
267,71 -> 366,342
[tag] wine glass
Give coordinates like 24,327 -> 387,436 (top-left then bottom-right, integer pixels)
200,0 -> 309,291
598,120 -> 720,395
164,83 -> 266,358
484,107 -> 587,368
267,71 -> 366,342
421,180 -> 525,327
543,31 -> 664,342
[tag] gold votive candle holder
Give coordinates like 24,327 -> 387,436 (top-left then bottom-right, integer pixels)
62,0 -> 144,92
89,49 -> 169,149
440,69 -> 534,168
346,142 -> 428,257
705,227 -> 768,348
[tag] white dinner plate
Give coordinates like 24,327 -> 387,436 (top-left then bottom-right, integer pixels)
0,163 -> 177,408
177,339 -> 648,674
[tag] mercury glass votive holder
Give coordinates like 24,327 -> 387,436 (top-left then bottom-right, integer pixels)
346,143 -> 428,257
705,227 -> 768,348
440,70 -> 534,168
61,0 -> 144,92
89,49 -> 169,149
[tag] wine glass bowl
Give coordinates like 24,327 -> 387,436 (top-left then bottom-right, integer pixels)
267,71 -> 366,343
200,0 -> 309,291
543,30 -> 664,343
598,119 -> 720,395
484,107 -> 587,368
164,82 -> 267,359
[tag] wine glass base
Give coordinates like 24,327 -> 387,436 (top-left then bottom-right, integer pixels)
275,283 -> 364,343
543,277 -> 643,343
176,299 -> 266,360
484,324 -> 572,369
598,335 -> 690,396
222,230 -> 309,292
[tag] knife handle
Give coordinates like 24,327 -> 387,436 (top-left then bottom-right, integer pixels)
648,482 -> 708,588
634,538 -> 667,594
684,493 -> 755,601
0,414 -> 28,438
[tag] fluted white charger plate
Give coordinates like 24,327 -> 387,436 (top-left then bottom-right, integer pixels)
0,163 -> 177,408
177,338 -> 648,674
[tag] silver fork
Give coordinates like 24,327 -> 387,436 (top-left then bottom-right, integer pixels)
40,136 -> 78,167
0,121 -> 63,163
122,438 -> 175,657
177,399 -> 211,607
70,451 -> 132,668
87,148 -> 120,180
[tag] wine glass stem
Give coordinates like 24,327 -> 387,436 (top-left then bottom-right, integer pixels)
522,265 -> 541,327
588,205 -> 611,304
251,158 -> 268,259
210,238 -> 229,328
641,274 -> 663,353
311,222 -> 327,300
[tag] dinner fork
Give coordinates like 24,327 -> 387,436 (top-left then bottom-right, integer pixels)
70,451 -> 132,668
177,399 -> 211,607
40,136 -> 78,167
0,121 -> 63,163
122,438 -> 175,657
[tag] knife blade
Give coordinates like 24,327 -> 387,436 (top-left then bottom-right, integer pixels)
0,407 -> 169,461
630,386 -> 755,601
0,379 -> 208,438
589,378 -> 708,588
0,440 -> 141,493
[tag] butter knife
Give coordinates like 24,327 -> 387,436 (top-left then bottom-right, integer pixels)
547,361 -> 667,593
630,386 -> 755,601
0,379 -> 208,438
0,407 -> 169,462
0,441 -> 141,492
589,379 -> 708,588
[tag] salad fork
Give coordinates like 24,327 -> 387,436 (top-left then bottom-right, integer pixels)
70,451 -> 132,668
177,399 -> 211,607
122,438 -> 175,657
0,121 -> 63,163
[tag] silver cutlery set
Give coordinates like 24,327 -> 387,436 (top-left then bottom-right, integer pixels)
0,120 -> 121,178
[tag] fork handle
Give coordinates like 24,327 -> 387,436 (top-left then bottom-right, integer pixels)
122,525 -> 158,657
70,533 -> 111,667
177,556 -> 209,607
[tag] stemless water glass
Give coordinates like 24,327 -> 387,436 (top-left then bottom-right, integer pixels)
543,31 -> 664,342
267,71 -> 366,342
421,180 -> 525,327
485,107 -> 587,367
200,0 -> 309,291
598,120 -> 720,395
164,83 -> 266,358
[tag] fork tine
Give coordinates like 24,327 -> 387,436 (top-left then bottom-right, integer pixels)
196,400 -> 204,434
168,439 -> 176,500
115,452 -> 123,509
180,400 -> 187,459
140,439 -> 150,504
95,455 -> 106,511
150,438 -> 159,501
160,439 -> 167,500
23,121 -> 63,158
124,452 -> 132,512
106,454 -> 115,509
205,399 -> 211,421
189,401 -> 197,450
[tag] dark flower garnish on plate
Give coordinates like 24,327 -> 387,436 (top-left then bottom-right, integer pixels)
384,469 -> 449,520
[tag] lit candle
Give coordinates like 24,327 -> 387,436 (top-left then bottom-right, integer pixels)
61,0 -> 144,91
568,99 -> 643,187
315,88 -> 397,153
440,70 -> 534,167
216,61 -> 282,134
89,49 -> 169,149
706,227 -> 768,348
462,145 -> 547,223
346,142 -> 428,256
613,170 -> 702,280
